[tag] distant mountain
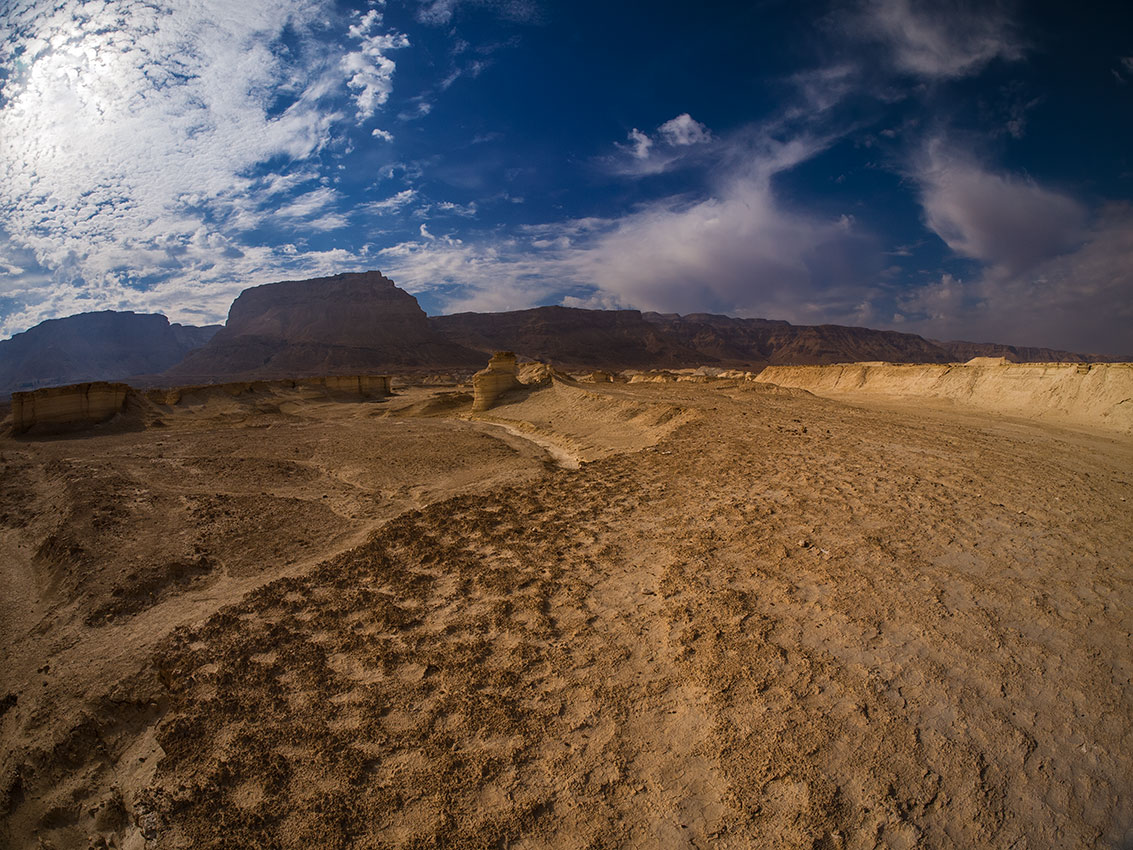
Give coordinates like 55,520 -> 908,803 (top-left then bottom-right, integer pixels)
0,311 -> 220,396
646,313 -> 957,366
430,307 -> 710,369
163,271 -> 1127,381
4,271 -> 1117,395
434,308 -> 957,368
930,339 -> 1112,364
165,270 -> 483,382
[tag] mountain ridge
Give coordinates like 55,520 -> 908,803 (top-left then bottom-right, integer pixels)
0,311 -> 220,396
1,271 -> 1124,394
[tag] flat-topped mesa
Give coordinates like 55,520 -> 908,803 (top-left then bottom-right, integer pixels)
11,382 -> 131,434
165,270 -> 482,381
472,352 -> 522,412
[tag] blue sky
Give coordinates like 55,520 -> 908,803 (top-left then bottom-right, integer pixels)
0,0 -> 1130,353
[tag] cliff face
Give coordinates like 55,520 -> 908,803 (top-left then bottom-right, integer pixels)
0,311 -> 220,396
757,362 -> 1133,434
166,271 -> 482,381
223,270 -> 428,346
10,381 -> 131,433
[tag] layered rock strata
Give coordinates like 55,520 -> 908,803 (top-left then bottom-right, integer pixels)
9,375 -> 392,434
472,352 -> 522,412
11,382 -> 131,433
757,362 -> 1133,434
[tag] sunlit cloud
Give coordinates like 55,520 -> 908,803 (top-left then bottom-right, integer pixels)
916,141 -> 1086,274
612,114 -> 714,176
0,0 -> 406,335
842,0 -> 1025,79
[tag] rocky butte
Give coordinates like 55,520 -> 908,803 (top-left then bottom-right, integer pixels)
165,270 -> 482,382
472,351 -> 523,412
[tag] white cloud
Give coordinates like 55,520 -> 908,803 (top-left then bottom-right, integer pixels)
847,0 -> 1024,79
657,113 -> 711,146
0,0 -> 407,336
888,145 -> 1132,354
1114,56 -> 1133,84
428,200 -> 479,217
613,114 -> 713,176
415,0 -> 542,26
416,0 -> 460,24
371,128 -> 394,142
379,121 -> 1130,354
362,188 -> 419,214
273,187 -> 341,221
894,205 -> 1133,354
343,9 -> 409,119
381,130 -> 877,322
916,142 -> 1086,274
624,129 -> 653,159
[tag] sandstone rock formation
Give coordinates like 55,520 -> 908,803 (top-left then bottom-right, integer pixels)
472,352 -> 522,412
165,271 -> 482,382
11,381 -> 131,433
8,375 -> 391,435
757,361 -> 1133,434
0,311 -> 220,396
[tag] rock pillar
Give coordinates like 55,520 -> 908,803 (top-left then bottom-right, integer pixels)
472,352 -> 521,412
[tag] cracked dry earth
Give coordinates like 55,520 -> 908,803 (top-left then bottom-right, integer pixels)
2,379 -> 1131,849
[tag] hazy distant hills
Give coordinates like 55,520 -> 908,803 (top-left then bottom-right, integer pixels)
0,311 -> 219,395
0,270 -> 1119,394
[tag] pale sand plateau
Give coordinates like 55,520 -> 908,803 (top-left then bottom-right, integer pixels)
0,373 -> 1130,849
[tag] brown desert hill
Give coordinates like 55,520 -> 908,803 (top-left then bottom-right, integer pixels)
0,311 -> 219,396
154,269 -> 1118,384
643,313 -> 959,366
431,306 -> 713,369
5,272 -> 1121,395
164,270 -> 483,382
433,305 -> 1118,370
431,307 -> 960,369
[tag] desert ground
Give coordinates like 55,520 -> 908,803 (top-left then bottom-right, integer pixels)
1,373 -> 1130,849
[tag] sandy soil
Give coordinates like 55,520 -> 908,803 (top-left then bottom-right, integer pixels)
0,377 -> 1129,849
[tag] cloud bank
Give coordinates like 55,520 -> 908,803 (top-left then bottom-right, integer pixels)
0,0 -> 406,334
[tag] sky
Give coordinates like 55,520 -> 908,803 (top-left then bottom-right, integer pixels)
0,0 -> 1131,354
